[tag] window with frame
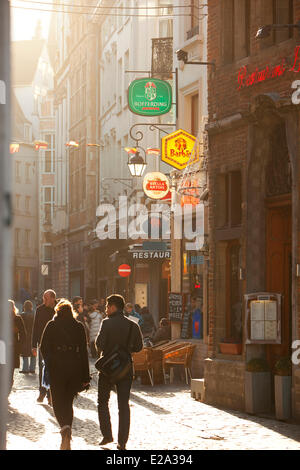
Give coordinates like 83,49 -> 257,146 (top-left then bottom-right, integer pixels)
25,163 -> 31,183
261,0 -> 294,48
25,196 -> 30,213
43,244 -> 52,262
226,241 -> 242,342
15,228 -> 20,252
15,161 -> 21,182
25,230 -> 31,250
43,187 -> 55,225
222,0 -> 250,64
216,170 -> 242,229
44,134 -> 55,173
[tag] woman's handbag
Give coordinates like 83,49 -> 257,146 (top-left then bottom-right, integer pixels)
95,322 -> 133,384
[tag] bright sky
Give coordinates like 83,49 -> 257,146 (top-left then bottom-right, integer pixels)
11,1 -> 52,41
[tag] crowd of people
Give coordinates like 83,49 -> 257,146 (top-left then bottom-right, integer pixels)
8,289 -> 172,450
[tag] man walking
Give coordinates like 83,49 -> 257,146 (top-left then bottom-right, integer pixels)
32,289 -> 57,404
96,294 -> 143,450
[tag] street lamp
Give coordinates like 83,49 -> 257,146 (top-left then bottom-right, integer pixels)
124,147 -> 147,177
256,20 -> 300,39
128,151 -> 147,177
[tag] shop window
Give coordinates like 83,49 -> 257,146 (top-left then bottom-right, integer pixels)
181,250 -> 205,340
216,170 -> 242,229
222,0 -> 250,64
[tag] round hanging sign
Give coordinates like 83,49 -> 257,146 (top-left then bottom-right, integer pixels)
143,172 -> 170,200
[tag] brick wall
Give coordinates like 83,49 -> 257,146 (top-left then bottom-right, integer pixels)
206,0 -> 300,417
204,358 -> 245,411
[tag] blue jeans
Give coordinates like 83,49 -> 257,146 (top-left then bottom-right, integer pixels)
21,356 -> 36,373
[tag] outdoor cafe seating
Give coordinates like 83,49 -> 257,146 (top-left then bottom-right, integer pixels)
132,340 -> 196,386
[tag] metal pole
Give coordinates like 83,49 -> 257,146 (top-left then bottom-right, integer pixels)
0,0 -> 12,450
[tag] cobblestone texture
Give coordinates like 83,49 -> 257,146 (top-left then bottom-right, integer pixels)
6,361 -> 300,450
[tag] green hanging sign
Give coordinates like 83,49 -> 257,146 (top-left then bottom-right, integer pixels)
128,78 -> 172,116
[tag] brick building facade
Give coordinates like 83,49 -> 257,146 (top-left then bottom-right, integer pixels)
205,0 -> 300,418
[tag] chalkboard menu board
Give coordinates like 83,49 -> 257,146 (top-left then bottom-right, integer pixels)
168,293 -> 183,322
181,310 -> 191,339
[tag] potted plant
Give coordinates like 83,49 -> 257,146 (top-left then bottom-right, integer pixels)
219,338 -> 242,355
245,358 -> 271,414
274,357 -> 292,421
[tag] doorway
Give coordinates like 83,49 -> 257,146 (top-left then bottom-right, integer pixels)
265,195 -> 292,370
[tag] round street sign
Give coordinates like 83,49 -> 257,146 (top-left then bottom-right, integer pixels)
143,172 -> 170,200
118,264 -> 132,278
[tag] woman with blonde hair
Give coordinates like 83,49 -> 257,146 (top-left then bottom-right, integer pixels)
40,299 -> 90,450
8,300 -> 26,393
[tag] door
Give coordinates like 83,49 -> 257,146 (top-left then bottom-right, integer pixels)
266,199 -> 292,369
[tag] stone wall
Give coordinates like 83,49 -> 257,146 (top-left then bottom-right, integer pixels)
204,358 -> 245,411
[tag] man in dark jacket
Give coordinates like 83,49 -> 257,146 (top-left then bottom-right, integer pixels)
32,289 -> 57,403
96,294 -> 143,451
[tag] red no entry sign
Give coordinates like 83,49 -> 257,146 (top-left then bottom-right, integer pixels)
118,264 -> 131,278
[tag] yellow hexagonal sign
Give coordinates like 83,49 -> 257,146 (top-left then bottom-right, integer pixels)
161,129 -> 198,170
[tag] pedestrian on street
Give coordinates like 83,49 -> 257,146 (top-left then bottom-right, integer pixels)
98,298 -> 106,315
8,300 -> 27,393
88,300 -> 103,358
31,289 -> 57,404
124,302 -> 144,327
140,307 -> 156,339
40,299 -> 90,450
20,300 -> 36,374
152,318 -> 171,344
96,294 -> 143,450
72,297 -> 90,343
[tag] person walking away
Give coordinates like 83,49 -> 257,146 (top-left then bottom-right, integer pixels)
31,289 -> 57,404
40,299 -> 90,450
124,303 -> 144,328
153,318 -> 171,344
96,295 -> 143,450
8,300 -> 26,393
72,297 -> 90,344
20,300 -> 36,374
89,300 -> 103,358
140,307 -> 156,339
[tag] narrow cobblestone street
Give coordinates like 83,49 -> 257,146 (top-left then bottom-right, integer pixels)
6,361 -> 300,450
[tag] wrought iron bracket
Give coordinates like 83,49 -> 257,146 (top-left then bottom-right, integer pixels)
129,123 -> 176,147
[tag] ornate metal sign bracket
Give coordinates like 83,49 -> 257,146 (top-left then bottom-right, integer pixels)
129,123 -> 176,147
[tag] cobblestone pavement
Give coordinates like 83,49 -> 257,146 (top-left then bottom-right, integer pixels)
6,361 -> 300,450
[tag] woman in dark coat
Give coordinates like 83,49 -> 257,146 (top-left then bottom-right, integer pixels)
140,307 -> 156,338
9,300 -> 26,393
40,299 -> 90,450
20,300 -> 36,374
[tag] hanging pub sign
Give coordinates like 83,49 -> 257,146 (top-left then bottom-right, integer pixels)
143,172 -> 170,200
128,78 -> 172,116
161,129 -> 198,170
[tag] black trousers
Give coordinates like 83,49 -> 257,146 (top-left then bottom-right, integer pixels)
38,348 -> 49,397
97,372 -> 132,445
50,378 -> 77,429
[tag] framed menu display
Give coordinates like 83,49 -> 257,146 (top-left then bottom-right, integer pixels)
244,293 -> 281,345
